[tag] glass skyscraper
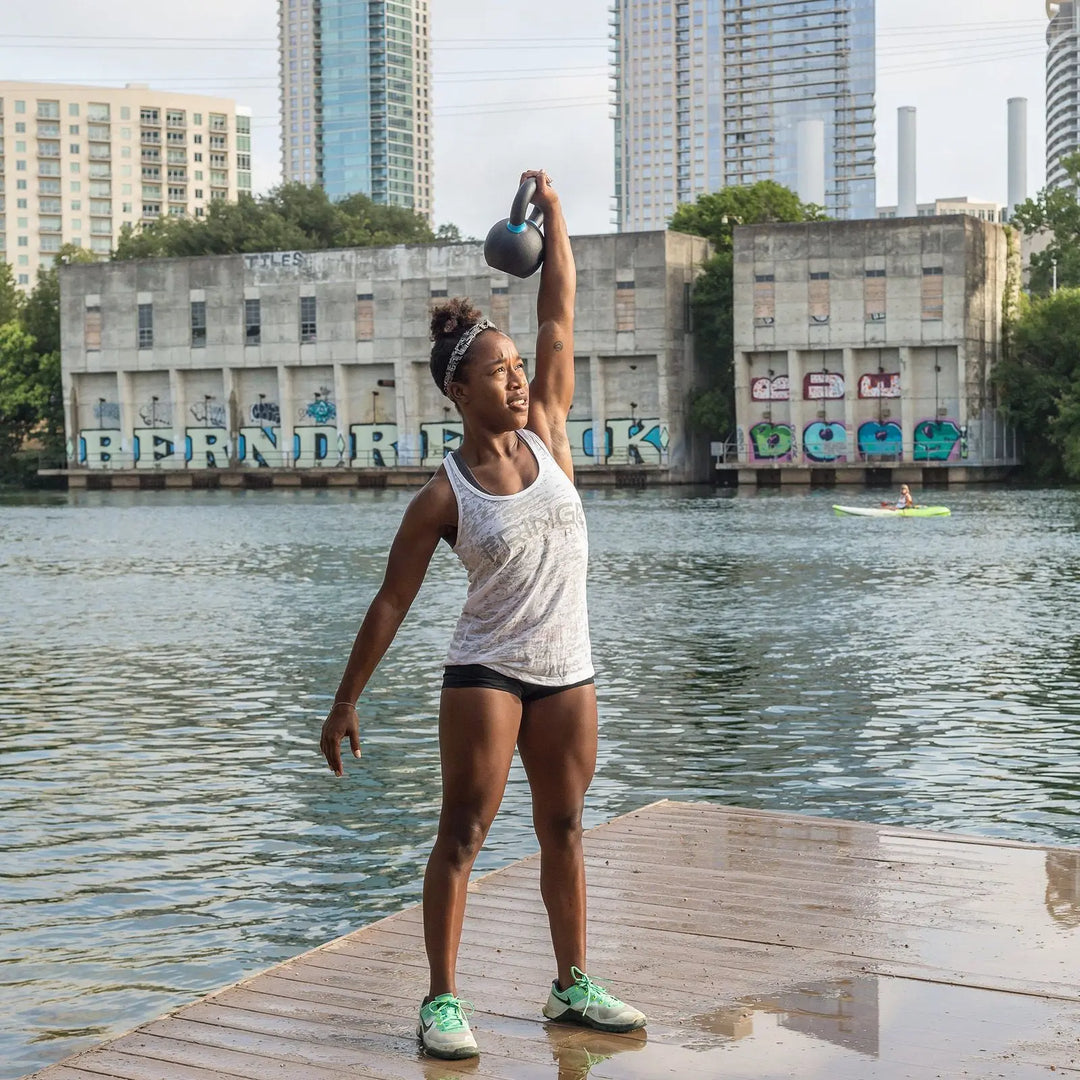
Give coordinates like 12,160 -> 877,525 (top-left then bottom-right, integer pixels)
612,0 -> 876,230
1046,2 -> 1080,191
279,0 -> 432,218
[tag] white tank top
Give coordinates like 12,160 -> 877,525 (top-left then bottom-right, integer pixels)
442,429 -> 593,685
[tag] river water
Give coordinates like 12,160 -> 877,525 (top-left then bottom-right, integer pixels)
2,484 -> 1079,1077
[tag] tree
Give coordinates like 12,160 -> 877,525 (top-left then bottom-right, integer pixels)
670,182 -> 828,439
0,321 -> 49,468
1010,152 -> 1080,296
112,183 -> 455,261
0,263 -> 23,327
995,287 -> 1080,481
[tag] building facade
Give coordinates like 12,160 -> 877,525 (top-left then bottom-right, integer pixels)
57,232 -> 709,484
1047,2 -> 1080,191
279,0 -> 432,220
612,0 -> 875,232
0,82 -> 251,287
730,218 -> 1018,482
877,197 -> 1005,223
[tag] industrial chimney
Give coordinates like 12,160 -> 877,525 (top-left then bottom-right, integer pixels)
897,107 -> 917,218
1007,97 -> 1028,219
796,118 -> 826,208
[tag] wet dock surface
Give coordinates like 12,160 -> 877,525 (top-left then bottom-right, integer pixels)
27,800 -> 1080,1079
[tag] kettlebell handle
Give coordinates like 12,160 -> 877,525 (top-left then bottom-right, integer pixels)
507,179 -> 544,234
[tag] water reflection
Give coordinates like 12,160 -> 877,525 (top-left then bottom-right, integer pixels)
4,486 -> 1080,1077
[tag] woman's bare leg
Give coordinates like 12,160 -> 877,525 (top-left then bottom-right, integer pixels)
423,686 -> 522,999
517,684 -> 598,990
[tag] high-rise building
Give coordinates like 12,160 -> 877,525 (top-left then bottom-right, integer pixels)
279,0 -> 432,220
0,82 -> 251,287
612,0 -> 876,231
1046,2 -> 1079,190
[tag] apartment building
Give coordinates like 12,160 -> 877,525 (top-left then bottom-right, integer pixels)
279,0 -> 432,220
612,0 -> 876,231
0,82 -> 251,286
877,196 -> 1005,223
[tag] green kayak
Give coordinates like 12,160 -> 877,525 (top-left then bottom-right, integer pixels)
833,505 -> 951,518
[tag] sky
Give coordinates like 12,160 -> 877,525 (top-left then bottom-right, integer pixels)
0,0 -> 1047,238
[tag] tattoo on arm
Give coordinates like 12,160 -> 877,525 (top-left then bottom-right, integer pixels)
553,340 -> 564,352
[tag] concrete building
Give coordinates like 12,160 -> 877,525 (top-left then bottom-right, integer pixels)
1047,2 -> 1080,191
877,197 -> 1005,223
280,0 -> 432,220
0,82 -> 251,287
729,217 -> 1019,484
56,232 -> 709,487
611,0 -> 875,231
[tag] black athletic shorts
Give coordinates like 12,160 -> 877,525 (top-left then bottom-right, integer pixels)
442,664 -> 594,703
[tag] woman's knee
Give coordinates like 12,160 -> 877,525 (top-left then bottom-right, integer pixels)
534,807 -> 584,849
435,810 -> 490,869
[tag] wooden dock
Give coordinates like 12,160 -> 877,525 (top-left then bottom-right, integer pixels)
27,801 -> 1080,1079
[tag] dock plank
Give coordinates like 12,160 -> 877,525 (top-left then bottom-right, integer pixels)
26,801 -> 1080,1079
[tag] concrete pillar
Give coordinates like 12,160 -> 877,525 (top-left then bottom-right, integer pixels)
278,365 -> 296,467
796,118 -> 826,207
1007,97 -> 1028,220
333,362 -> 350,464
842,347 -> 857,461
590,356 -> 606,465
898,107 -> 917,218
118,370 -> 137,468
221,367 -> 237,466
787,349 -> 804,463
169,369 -> 187,468
898,346 -> 913,461
733,351 -> 752,463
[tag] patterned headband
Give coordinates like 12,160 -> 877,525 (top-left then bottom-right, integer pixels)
442,319 -> 496,396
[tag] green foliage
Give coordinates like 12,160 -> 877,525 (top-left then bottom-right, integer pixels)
112,184 -> 449,260
0,263 -> 23,327
671,183 -> 827,439
0,245 -> 94,482
1010,152 -> 1080,296
995,288 -> 1080,480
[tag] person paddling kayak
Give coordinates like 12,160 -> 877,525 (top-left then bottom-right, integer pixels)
881,484 -> 914,510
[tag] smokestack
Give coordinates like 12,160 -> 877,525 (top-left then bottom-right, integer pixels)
897,107 -> 917,217
796,118 -> 826,208
1007,97 -> 1028,219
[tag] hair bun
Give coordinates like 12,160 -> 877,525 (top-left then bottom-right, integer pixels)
430,297 -> 483,342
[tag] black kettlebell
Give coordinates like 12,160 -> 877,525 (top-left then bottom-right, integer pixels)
484,178 -> 545,278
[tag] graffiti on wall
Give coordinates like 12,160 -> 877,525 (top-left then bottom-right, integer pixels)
78,416 -> 671,469
803,421 -> 847,462
857,420 -> 903,458
750,375 -> 790,401
299,388 -> 336,424
93,400 -> 121,427
858,372 -> 901,398
803,372 -> 845,400
249,400 -> 281,424
749,422 -> 795,461
913,419 -> 964,461
189,400 -> 227,427
137,400 -> 172,427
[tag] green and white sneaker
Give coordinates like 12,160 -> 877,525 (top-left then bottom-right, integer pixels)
542,966 -> 647,1032
417,993 -> 479,1059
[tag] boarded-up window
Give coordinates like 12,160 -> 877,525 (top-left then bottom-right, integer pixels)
356,293 -> 374,341
864,269 -> 886,322
753,274 -> 775,327
85,305 -> 101,350
921,266 -> 943,321
809,271 -> 829,324
429,287 -> 448,314
616,280 -> 635,331
490,286 -> 509,329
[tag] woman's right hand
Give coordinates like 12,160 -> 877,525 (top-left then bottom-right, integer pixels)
320,702 -> 361,776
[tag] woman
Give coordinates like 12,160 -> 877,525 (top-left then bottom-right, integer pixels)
319,170 -> 646,1061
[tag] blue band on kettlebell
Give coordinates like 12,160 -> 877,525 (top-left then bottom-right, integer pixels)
506,222 -> 527,233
